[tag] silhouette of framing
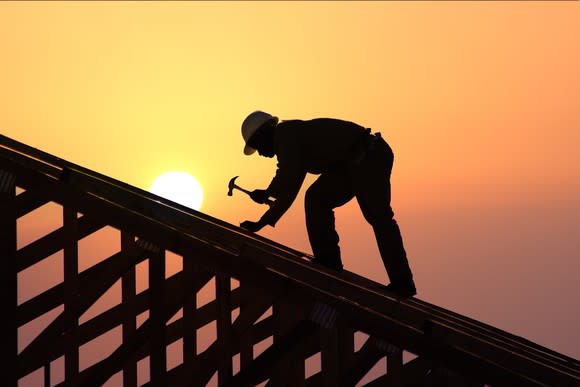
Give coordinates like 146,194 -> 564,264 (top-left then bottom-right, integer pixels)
2,134 -> 579,386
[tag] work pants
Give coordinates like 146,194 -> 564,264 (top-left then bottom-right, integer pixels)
304,136 -> 414,285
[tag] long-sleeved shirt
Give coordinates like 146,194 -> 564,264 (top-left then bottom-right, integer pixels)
259,118 -> 369,226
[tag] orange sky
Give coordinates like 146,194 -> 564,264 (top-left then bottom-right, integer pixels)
3,0 -> 579,378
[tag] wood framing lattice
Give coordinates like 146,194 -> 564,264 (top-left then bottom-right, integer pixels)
2,134 -> 579,387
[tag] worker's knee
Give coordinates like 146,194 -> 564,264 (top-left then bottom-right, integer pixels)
305,184 -> 323,212
361,207 -> 394,226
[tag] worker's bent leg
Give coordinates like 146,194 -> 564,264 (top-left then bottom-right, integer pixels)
372,217 -> 414,285
354,139 -> 415,286
305,171 -> 354,271
359,190 -> 414,284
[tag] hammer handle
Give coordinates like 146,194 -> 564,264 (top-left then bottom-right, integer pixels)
234,185 -> 252,195
233,185 -> 275,206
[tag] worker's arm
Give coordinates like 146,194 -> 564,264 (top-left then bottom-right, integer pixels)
240,166 -> 305,232
259,126 -> 306,227
241,126 -> 306,231
239,166 -> 305,231
260,166 -> 306,226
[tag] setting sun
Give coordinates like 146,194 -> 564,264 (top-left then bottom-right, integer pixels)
150,171 -> 203,210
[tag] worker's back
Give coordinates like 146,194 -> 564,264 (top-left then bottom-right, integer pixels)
274,118 -> 368,174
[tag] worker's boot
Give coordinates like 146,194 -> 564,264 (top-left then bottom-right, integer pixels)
382,281 -> 416,298
311,249 -> 343,273
373,219 -> 416,296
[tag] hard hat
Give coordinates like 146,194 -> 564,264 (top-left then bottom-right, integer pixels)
241,111 -> 279,155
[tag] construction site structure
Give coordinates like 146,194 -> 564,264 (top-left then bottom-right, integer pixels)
1,134 -> 579,387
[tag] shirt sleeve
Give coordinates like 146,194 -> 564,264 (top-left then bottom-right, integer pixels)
259,127 -> 306,226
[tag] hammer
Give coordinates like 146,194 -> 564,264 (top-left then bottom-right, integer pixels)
227,176 -> 275,206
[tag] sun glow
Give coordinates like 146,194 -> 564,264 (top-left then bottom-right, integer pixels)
150,171 -> 203,210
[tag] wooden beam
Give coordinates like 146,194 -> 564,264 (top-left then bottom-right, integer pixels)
216,273 -> 233,384
63,205 -> 79,383
273,291 -> 306,386
17,237 -> 151,327
17,215 -> 105,272
121,232 -> 137,387
0,169 -> 17,387
319,314 -> 354,387
345,269 -> 580,379
223,320 -> 319,387
238,281 -> 255,386
17,277 -> 63,327
361,356 -> 430,387
423,319 -> 571,386
54,271 -> 213,387
386,347 -> 403,387
18,268 -> 213,378
5,134 -> 579,387
15,186 -> 51,218
0,146 -> 62,182
182,254 -> 198,386
314,301 -> 355,387
341,337 -> 384,387
18,246 -> 150,377
148,244 -> 166,383
194,291 -> 277,386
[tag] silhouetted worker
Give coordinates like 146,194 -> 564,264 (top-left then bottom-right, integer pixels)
239,111 -> 416,297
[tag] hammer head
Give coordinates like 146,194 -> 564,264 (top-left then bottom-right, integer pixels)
227,175 -> 239,196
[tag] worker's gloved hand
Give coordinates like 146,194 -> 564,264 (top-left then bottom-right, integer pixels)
240,220 -> 266,233
249,189 -> 269,204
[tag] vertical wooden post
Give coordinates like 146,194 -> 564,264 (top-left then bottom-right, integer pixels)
121,232 -> 137,387
272,295 -> 304,386
183,255 -> 199,385
63,205 -> 79,385
149,244 -> 166,383
44,364 -> 51,387
337,318 -> 355,382
321,326 -> 341,387
238,281 -> 254,384
216,273 -> 233,384
271,297 -> 287,386
310,302 -> 345,387
0,170 -> 17,386
387,347 -> 403,387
